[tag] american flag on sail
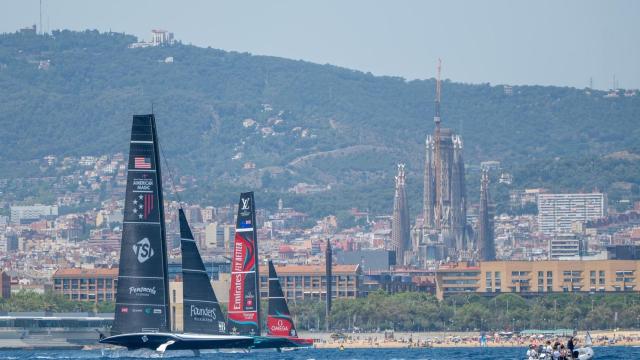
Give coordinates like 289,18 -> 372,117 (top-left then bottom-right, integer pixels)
134,157 -> 152,169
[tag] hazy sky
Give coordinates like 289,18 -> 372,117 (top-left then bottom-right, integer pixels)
2,0 -> 639,89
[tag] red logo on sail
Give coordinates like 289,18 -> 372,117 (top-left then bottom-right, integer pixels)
267,317 -> 293,337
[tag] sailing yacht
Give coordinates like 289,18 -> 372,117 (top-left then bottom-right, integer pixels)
258,260 -> 314,348
99,114 -> 252,351
228,191 -> 261,336
178,208 -> 254,349
227,192 -> 313,350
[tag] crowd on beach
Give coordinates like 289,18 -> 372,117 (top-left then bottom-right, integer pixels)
310,331 -> 640,349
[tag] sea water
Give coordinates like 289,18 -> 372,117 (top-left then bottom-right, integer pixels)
0,347 -> 637,359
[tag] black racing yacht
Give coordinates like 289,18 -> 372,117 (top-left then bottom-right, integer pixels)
257,260 -> 313,348
99,114 -> 252,351
178,208 -> 254,349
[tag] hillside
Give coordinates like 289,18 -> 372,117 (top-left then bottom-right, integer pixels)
0,30 -> 639,216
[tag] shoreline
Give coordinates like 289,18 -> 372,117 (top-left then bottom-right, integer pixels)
301,330 -> 640,349
1,330 -> 638,351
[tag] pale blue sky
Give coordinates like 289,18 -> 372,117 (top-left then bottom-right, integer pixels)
2,0 -> 639,89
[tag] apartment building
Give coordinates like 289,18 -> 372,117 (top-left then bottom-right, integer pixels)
436,260 -> 639,299
52,268 -> 118,302
258,264 -> 361,302
537,193 -> 605,235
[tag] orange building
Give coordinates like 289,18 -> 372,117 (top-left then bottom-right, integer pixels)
259,264 -> 361,302
436,260 -> 640,300
52,268 -> 118,303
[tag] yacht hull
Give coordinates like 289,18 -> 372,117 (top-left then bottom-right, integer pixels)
99,332 -> 253,351
252,335 -> 313,349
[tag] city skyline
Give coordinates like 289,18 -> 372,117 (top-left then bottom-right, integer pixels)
0,1 -> 639,354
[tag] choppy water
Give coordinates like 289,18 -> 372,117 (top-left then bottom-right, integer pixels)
0,347 -> 637,359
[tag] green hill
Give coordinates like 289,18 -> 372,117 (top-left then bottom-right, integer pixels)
1,30 -> 639,216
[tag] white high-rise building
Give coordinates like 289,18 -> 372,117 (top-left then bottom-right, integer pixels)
10,205 -> 58,224
537,193 -> 605,235
548,233 -> 583,259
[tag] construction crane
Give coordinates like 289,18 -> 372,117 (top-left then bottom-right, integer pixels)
433,59 -> 442,231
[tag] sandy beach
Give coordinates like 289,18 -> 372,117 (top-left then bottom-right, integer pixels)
302,330 -> 640,349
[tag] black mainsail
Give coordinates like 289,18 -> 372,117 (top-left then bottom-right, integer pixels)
100,115 -> 254,351
228,191 -> 261,336
112,114 -> 170,335
266,260 -> 297,337
179,209 -> 227,335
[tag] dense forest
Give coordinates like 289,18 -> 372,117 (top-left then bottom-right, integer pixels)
0,30 -> 639,217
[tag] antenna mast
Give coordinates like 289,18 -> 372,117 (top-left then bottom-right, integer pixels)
433,59 -> 442,231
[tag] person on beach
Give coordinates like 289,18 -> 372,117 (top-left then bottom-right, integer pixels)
552,343 -> 561,360
545,340 -> 553,355
526,344 -> 538,360
560,344 -> 568,360
567,336 -> 580,359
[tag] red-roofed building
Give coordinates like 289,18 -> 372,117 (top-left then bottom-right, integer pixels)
278,245 -> 295,260
52,268 -> 118,303
259,264 -> 361,302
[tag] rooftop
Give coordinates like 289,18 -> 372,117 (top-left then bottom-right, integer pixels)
52,268 -> 118,278
275,264 -> 359,275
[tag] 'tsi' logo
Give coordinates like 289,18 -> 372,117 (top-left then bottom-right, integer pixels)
133,238 -> 154,263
